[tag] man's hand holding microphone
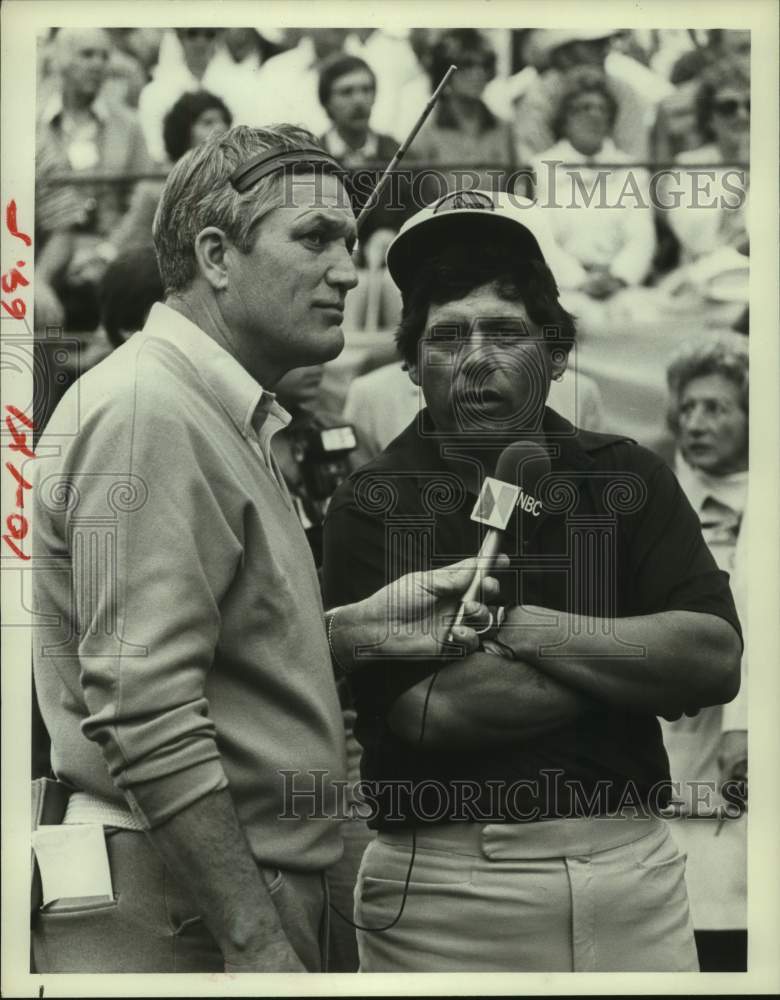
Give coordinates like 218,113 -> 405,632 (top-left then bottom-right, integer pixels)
325,554 -> 509,674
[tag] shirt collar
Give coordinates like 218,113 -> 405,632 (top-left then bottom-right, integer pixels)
323,127 -> 379,160
41,90 -> 109,126
389,405 -> 627,494
551,137 -> 619,165
674,453 -> 747,517
140,302 -> 291,441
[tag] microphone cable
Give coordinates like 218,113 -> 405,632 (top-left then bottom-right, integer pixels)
328,667 -> 441,933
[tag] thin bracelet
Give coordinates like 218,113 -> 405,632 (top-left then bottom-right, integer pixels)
325,607 -> 347,676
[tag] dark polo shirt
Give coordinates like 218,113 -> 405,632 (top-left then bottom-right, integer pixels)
323,407 -> 741,828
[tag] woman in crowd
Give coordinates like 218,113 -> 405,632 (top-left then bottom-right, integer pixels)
412,29 -> 516,195
532,66 -> 656,303
661,332 -> 748,972
662,56 -> 750,267
108,89 -> 232,251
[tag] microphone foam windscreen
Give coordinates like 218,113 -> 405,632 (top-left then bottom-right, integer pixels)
494,440 -> 551,494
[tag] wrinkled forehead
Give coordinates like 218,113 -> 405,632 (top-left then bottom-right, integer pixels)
426,285 -> 534,330
269,171 -> 354,215
250,171 -> 356,244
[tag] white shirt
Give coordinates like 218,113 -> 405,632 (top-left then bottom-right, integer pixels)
661,454 -> 747,805
360,29 -> 424,140
675,454 -> 748,732
663,144 -> 750,265
138,40 -> 248,162
533,138 -> 656,288
245,35 -> 364,136
321,127 -> 380,166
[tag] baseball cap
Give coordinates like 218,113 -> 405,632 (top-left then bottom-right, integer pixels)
386,189 -> 557,297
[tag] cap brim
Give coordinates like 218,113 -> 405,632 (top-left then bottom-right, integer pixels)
386,211 -> 545,296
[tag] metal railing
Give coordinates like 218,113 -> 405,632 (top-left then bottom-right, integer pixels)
40,160 -> 750,187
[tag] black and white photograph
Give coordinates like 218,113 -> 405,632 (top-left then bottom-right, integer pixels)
1,0 -> 778,995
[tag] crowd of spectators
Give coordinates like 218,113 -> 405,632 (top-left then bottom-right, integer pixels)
34,26 -> 750,340
32,24 -> 751,971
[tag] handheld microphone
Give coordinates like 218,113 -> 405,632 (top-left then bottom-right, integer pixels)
448,440 -> 551,641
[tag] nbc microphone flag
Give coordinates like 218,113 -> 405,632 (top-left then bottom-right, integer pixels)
471,477 -> 521,530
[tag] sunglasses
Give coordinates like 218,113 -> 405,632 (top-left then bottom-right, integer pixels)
184,28 -> 218,40
713,97 -> 751,116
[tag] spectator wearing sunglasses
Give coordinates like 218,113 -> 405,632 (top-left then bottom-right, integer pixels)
411,29 -> 516,195
661,57 -> 750,267
138,28 -> 244,163
651,30 -> 751,164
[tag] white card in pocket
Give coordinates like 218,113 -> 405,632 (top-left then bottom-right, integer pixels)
32,824 -> 113,906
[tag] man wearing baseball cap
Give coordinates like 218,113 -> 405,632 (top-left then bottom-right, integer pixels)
322,188 -> 742,972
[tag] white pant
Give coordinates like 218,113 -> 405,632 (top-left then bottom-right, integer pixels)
355,815 -> 699,972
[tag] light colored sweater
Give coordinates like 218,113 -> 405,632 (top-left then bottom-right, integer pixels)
32,302 -> 347,871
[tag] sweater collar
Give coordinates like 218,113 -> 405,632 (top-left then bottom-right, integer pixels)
141,302 -> 291,443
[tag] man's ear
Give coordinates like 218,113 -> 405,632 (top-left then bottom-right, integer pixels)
404,360 -> 421,386
550,346 -> 570,382
193,227 -> 230,291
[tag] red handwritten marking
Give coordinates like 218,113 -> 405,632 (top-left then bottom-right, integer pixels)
5,408 -> 36,459
2,263 -> 29,294
6,405 -> 35,430
6,462 -> 32,507
6,512 -> 28,539
5,200 -> 32,247
3,200 -> 30,319
2,198 -> 35,556
0,298 -> 25,319
2,533 -> 29,560
3,405 -> 36,560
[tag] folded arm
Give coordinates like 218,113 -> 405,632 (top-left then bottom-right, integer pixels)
386,646 -> 597,748
500,606 -> 741,719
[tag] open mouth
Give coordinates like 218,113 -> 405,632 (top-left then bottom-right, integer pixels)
459,386 -> 506,410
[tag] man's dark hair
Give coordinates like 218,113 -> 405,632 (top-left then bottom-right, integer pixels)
395,238 -> 577,367
162,89 -> 233,163
429,29 -> 497,89
100,245 -> 164,347
318,54 -> 376,108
